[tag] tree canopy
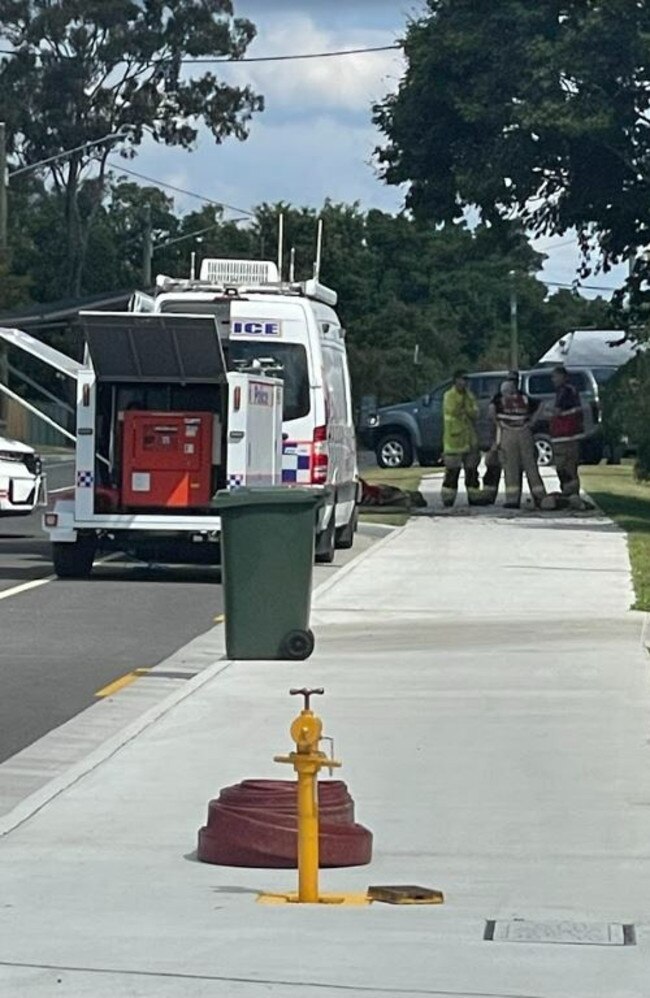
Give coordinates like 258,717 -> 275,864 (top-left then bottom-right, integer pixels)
0,0 -> 263,293
374,0 -> 650,294
1,187 -> 612,407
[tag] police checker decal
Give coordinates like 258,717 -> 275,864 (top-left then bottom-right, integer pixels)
249,381 -> 273,407
231,319 -> 282,337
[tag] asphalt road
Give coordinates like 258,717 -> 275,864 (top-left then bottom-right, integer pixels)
0,458 -> 381,765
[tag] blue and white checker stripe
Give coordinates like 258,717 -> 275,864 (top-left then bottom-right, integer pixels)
76,470 -> 94,488
282,442 -> 311,484
227,473 -> 244,489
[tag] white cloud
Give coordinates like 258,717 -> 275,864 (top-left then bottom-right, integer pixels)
533,235 -> 627,299
130,116 -> 404,217
221,15 -> 404,113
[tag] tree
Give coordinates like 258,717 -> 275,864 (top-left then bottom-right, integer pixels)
0,0 -> 263,294
374,1 -> 650,288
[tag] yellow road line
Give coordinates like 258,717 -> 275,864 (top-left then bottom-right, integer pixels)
95,667 -> 151,698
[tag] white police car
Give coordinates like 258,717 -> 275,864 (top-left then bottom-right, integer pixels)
0,435 -> 43,516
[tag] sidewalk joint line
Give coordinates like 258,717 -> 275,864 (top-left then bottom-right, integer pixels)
0,960 -> 545,997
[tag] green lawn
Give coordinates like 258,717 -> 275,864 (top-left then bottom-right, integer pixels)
358,465 -> 433,526
581,465 -> 650,611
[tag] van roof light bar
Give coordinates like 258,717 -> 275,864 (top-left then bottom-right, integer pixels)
199,258 -> 279,285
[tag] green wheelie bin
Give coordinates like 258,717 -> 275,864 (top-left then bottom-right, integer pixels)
213,487 -> 326,660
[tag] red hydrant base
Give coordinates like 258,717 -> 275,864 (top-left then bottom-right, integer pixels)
197,779 -> 373,868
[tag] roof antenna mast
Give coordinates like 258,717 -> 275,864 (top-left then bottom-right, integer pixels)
313,218 -> 323,281
289,246 -> 296,283
277,212 -> 284,282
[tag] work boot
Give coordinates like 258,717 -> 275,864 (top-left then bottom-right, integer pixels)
502,501 -> 520,509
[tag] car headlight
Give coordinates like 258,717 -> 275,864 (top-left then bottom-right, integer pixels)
367,415 -> 379,427
0,450 -> 24,463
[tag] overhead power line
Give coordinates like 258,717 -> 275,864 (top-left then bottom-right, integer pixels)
179,45 -> 402,64
545,279 -> 619,292
0,43 -> 401,64
537,238 -> 578,252
107,160 -> 253,218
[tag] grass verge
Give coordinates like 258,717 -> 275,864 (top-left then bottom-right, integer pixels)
358,465 -> 434,527
581,465 -> 650,611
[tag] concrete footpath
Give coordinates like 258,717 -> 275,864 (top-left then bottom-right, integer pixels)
1,484 -> 649,997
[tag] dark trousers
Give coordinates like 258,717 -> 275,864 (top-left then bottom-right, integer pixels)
441,448 -> 481,507
554,439 -> 580,496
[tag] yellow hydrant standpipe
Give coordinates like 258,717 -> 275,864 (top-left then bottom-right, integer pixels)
274,688 -> 340,903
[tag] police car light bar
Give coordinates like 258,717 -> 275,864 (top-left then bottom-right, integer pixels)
199,258 -> 280,285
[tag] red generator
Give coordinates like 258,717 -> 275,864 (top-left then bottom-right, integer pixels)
121,411 -> 214,508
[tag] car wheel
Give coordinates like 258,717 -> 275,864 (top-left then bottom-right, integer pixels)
376,432 -> 414,469
315,513 -> 336,564
534,435 -> 554,467
52,537 -> 96,579
335,507 -> 358,550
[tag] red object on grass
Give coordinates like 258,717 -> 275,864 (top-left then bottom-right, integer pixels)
197,779 -> 373,868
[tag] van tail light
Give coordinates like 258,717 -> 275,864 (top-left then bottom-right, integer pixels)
311,425 -> 329,484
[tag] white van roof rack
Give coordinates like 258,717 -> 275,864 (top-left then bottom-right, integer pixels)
155,258 -> 338,307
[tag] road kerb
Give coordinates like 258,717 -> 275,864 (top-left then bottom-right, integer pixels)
0,527 -> 399,838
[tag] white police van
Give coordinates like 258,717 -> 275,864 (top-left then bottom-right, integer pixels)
145,259 -> 359,562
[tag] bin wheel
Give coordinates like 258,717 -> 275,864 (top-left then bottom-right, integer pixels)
281,628 -> 315,661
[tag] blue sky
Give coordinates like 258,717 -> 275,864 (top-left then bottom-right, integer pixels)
124,0 -> 625,299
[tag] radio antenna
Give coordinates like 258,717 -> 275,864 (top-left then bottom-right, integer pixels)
313,218 -> 323,281
289,246 -> 296,282
277,212 -> 284,281
190,251 -> 197,281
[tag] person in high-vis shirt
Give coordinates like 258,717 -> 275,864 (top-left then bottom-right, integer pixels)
550,365 -> 584,501
441,370 -> 481,507
490,375 -> 546,508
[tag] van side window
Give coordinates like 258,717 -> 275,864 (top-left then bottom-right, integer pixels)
475,375 -> 504,399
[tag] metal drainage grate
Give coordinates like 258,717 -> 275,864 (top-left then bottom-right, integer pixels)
484,920 -> 636,947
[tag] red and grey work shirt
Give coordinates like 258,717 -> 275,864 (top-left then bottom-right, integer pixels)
493,391 -> 537,429
550,383 -> 584,442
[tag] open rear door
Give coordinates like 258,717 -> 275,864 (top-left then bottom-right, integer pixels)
79,312 -> 228,383
0,326 -> 83,443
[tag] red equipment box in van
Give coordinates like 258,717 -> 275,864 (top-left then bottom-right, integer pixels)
122,411 -> 213,508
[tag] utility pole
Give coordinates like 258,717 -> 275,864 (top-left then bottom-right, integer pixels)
142,203 -> 153,287
509,269 -> 519,371
0,122 -> 7,257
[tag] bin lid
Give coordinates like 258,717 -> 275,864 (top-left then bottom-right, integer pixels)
213,486 -> 328,511
79,311 -> 227,383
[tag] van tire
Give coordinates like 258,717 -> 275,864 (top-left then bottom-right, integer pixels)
335,508 -> 358,550
52,538 -> 96,579
376,431 -> 413,469
315,514 -> 336,564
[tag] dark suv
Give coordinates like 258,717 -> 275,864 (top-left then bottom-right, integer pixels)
359,368 -> 604,469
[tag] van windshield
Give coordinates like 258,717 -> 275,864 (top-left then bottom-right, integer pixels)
229,341 -> 310,422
